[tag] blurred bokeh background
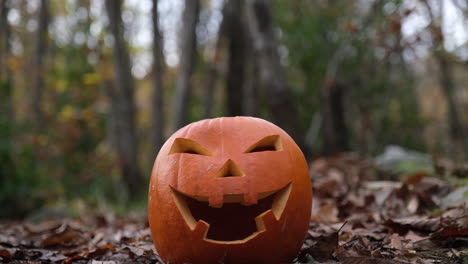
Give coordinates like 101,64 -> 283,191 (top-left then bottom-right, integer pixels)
0,0 -> 467,218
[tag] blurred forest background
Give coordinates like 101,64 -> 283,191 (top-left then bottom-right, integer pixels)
0,0 -> 467,218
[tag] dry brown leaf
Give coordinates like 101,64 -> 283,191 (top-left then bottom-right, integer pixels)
305,222 -> 347,262
313,177 -> 340,198
91,260 -> 117,264
122,245 -> 145,257
404,230 -> 426,242
404,172 -> 427,185
40,229 -> 81,248
0,249 -> 12,261
406,195 -> 419,214
307,231 -> 338,262
350,227 -> 387,240
341,256 -> 410,264
388,233 -> 403,250
25,220 -> 62,234
385,216 -> 440,234
431,224 -> 468,239
315,203 -> 339,223
83,244 -> 115,258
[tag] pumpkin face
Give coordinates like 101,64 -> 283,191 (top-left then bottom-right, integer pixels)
148,117 -> 312,264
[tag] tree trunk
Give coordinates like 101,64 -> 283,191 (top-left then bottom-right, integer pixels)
152,0 -> 165,153
318,42 -> 350,156
242,31 -> 259,117
0,0 -> 13,110
320,78 -> 348,155
31,0 -> 49,129
246,0 -> 305,150
0,0 -> 7,77
0,0 -> 14,184
422,0 -> 466,158
224,0 -> 246,116
171,0 -> 200,132
203,63 -> 218,119
105,0 -> 142,195
203,1 -> 226,119
435,52 -> 465,151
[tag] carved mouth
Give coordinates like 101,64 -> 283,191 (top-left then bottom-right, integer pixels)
171,184 -> 292,243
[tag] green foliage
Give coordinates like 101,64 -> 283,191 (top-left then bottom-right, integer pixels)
0,24 -> 122,218
272,0 -> 427,154
0,120 -> 52,218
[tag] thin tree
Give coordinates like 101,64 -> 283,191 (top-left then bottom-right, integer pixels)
246,0 -> 305,151
171,0 -> 200,132
152,0 -> 165,153
242,24 -> 258,117
313,0 -> 384,155
31,0 -> 49,129
105,0 -> 142,194
0,0 -> 15,184
202,2 -> 226,119
224,0 -> 247,116
202,44 -> 221,119
202,50 -> 220,119
422,0 -> 466,158
320,79 -> 348,156
0,0 -> 13,115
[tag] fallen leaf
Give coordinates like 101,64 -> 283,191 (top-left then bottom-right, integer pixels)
406,195 -> 419,214
388,233 -> 403,250
364,181 -> 402,190
0,249 -> 12,261
306,222 -> 347,262
431,224 -> 468,239
404,172 -> 426,185
307,231 -> 338,262
83,244 -> 114,258
35,249 -> 67,262
385,216 -> 440,234
341,256 -> 410,264
91,260 -> 117,264
89,232 -> 104,246
40,229 -> 81,248
403,230 -> 426,242
440,186 -> 468,209
122,245 -> 145,256
350,227 -> 387,240
25,220 -> 62,234
315,202 -> 339,223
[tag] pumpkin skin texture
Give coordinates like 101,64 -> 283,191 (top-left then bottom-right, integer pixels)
148,116 -> 312,264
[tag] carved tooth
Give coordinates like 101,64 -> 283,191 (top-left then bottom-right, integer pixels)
243,191 -> 258,205
208,194 -> 224,208
194,220 -> 210,239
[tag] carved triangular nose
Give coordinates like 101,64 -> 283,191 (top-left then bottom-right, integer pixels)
215,159 -> 245,178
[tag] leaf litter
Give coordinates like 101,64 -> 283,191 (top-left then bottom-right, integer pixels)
0,153 -> 466,263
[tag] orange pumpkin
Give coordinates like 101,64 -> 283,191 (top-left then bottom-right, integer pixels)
148,116 -> 312,264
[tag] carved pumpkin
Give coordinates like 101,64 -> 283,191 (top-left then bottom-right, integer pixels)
148,116 -> 312,264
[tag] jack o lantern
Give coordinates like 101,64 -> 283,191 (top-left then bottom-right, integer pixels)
148,116 -> 312,264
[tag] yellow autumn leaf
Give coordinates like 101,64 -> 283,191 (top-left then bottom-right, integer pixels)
83,73 -> 100,86
38,135 -> 48,146
59,105 -> 75,121
389,99 -> 401,122
81,108 -> 95,122
7,57 -> 21,71
55,79 -> 67,93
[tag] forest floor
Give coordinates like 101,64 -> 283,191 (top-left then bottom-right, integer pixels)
0,153 -> 467,264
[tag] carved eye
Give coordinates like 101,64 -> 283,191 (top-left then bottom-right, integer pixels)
244,135 -> 282,153
169,138 -> 212,156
